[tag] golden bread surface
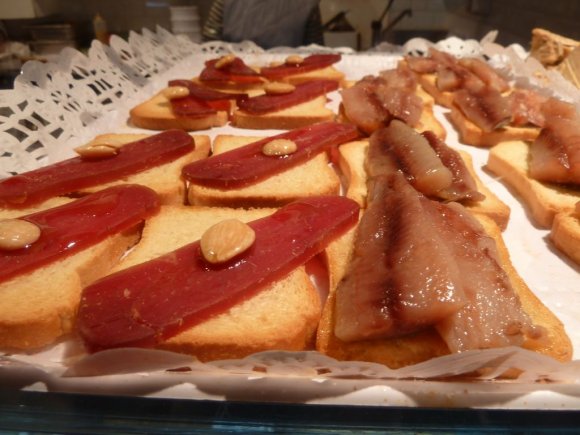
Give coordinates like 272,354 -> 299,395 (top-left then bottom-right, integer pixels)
114,205 -> 322,361
188,135 -> 340,208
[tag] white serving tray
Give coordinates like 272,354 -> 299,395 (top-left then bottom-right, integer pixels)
1,28 -> 579,409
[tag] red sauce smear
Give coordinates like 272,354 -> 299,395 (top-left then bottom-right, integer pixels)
260,54 -> 341,81
182,122 -> 359,188
168,80 -> 248,117
77,195 -> 359,351
199,57 -> 263,84
0,130 -> 193,208
0,184 -> 160,285
237,80 -> 338,115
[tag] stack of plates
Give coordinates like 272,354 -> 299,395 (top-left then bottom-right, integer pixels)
170,6 -> 201,42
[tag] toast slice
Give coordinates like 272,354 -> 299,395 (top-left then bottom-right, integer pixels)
78,133 -> 210,205
113,205 -> 322,361
487,140 -> 579,228
231,95 -> 335,130
550,208 -> 580,265
188,135 -> 340,208
317,214 -> 572,368
336,139 -> 510,229
129,91 -> 229,131
0,223 -> 140,350
448,106 -> 540,148
277,66 -> 346,87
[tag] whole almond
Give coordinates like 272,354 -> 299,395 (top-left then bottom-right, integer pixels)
200,219 -> 256,264
74,143 -> 119,159
162,85 -> 190,100
215,53 -> 237,69
0,219 -> 41,250
262,139 -> 298,156
285,54 -> 304,65
264,82 -> 296,95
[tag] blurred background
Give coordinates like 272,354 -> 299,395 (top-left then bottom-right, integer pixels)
0,0 -> 578,87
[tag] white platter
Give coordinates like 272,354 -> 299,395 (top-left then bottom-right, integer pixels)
0,28 -> 579,409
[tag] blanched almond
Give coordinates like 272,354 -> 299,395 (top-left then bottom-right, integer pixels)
262,139 -> 298,156
285,54 -> 304,65
74,143 -> 119,159
0,219 -> 41,250
264,82 -> 296,95
162,85 -> 190,100
200,219 -> 256,264
215,53 -> 237,69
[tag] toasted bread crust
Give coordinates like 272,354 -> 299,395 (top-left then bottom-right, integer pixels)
0,229 -> 139,350
551,210 -> 580,265
487,140 -> 579,228
115,205 -> 322,361
231,96 -> 335,130
448,107 -> 540,148
188,135 -> 340,208
129,92 -> 229,131
317,214 -> 572,368
336,139 -> 510,229
78,134 -> 210,205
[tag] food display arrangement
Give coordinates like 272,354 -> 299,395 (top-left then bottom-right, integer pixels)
0,29 -> 579,408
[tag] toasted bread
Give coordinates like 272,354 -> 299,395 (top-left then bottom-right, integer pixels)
487,140 -> 579,228
550,208 -> 580,265
78,133 -> 210,205
188,135 -> 340,208
129,91 -> 229,131
317,214 -> 572,368
336,139 -> 510,229
277,66 -> 346,87
231,95 -> 336,130
448,107 -> 540,148
114,205 -> 322,361
0,225 -> 140,350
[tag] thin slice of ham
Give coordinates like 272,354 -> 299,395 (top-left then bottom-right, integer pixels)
236,80 -> 338,115
199,57 -> 263,83
182,122 -> 359,188
453,86 -> 512,132
334,173 -> 467,342
78,195 -> 359,351
259,54 -> 341,80
405,55 -> 438,74
167,80 -> 248,117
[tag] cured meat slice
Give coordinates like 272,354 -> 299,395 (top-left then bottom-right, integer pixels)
341,75 -> 422,134
167,80 -> 248,117
333,173 -> 542,352
422,131 -> 485,202
260,54 -> 341,80
199,57 -> 263,83
0,130 -> 193,208
508,88 -> 547,127
368,121 -> 453,197
77,195 -> 359,351
458,57 -> 510,93
405,55 -> 438,74
432,202 -> 543,352
366,121 -> 483,202
334,174 -> 467,342
529,116 -> 580,184
182,122 -> 359,188
453,86 -> 512,132
236,80 -> 338,115
0,185 -> 159,284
